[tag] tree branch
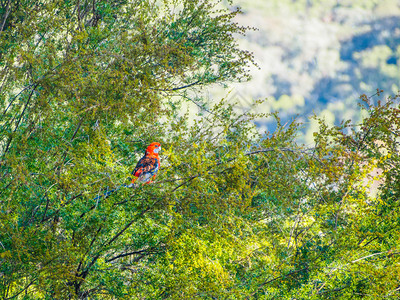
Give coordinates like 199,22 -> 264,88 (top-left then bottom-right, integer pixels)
246,267 -> 308,299
0,0 -> 11,32
105,246 -> 162,263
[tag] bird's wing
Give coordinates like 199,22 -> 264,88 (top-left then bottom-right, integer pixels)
132,156 -> 159,178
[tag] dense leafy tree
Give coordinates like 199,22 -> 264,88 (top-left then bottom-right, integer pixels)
0,0 -> 253,297
1,0 -> 400,299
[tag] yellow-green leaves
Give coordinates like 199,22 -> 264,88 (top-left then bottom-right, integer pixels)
2,0 -> 400,298
0,0 -> 258,298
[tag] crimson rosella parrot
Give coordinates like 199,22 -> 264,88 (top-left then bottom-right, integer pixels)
131,142 -> 161,185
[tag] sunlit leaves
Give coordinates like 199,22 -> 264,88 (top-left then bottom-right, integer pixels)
0,0 -> 257,298
1,0 -> 400,299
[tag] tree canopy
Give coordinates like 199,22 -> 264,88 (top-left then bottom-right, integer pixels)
1,0 -> 400,299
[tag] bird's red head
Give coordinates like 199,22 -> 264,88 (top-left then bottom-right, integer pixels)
145,142 -> 161,156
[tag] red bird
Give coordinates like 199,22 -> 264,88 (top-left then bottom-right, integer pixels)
131,142 -> 161,185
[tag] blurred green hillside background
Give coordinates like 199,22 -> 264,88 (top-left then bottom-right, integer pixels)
207,0 -> 400,143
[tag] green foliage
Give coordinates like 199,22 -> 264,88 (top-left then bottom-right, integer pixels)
1,0 -> 400,299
